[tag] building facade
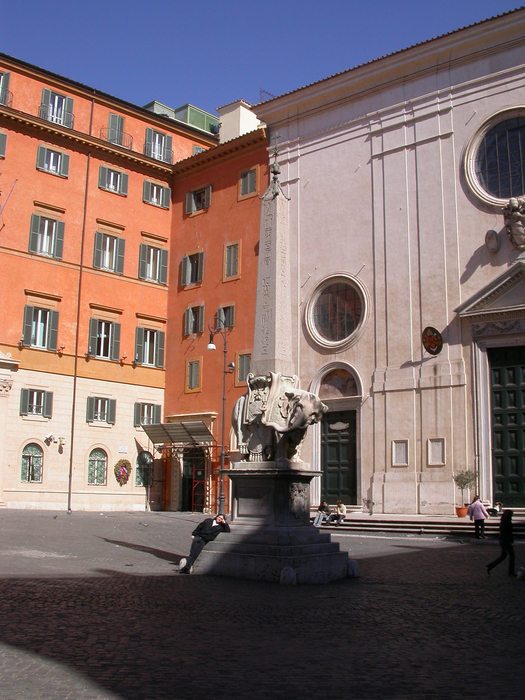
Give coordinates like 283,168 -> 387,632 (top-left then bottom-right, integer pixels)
255,9 -> 525,513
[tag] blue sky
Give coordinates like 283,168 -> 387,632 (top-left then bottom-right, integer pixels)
2,1 -> 523,116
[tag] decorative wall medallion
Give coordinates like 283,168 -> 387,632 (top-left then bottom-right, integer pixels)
329,422 -> 350,431
422,327 -> 443,355
485,230 -> 500,254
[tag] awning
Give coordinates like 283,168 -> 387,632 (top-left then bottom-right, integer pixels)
141,420 -> 216,446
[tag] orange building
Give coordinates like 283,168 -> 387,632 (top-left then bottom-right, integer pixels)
0,53 -> 218,511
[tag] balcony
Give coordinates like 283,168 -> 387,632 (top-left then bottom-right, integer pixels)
143,142 -> 173,164
100,126 -> 133,150
39,104 -> 74,129
0,88 -> 13,108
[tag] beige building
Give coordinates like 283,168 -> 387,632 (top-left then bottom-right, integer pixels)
255,9 -> 525,514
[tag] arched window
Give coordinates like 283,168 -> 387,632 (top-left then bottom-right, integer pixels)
475,116 -> 525,200
319,369 -> 358,400
21,443 -> 43,483
88,448 -> 107,485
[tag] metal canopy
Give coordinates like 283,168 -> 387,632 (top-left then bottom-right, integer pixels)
141,421 -> 216,446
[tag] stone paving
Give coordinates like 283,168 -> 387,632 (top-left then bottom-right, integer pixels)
0,510 -> 524,700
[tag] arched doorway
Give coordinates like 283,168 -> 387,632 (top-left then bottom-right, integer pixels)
318,367 -> 360,505
181,447 -> 206,512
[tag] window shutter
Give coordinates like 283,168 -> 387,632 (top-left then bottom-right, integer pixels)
22,305 -> 34,346
0,72 -> 10,106
0,132 -> 6,158
144,127 -> 154,157
86,396 -> 95,422
93,231 -> 103,269
135,327 -> 144,363
48,310 -> 59,351
229,306 -> 235,328
43,391 -> 53,419
164,135 -> 172,163
107,399 -> 116,425
36,145 -> 47,171
40,88 -> 51,118
189,361 -> 199,389
181,256 -> 190,286
161,185 -> 171,209
134,402 -> 142,427
115,237 -> 125,275
226,244 -> 238,277
184,308 -> 192,336
108,114 -> 123,144
196,251 -> 204,283
185,192 -> 194,215
239,354 -> 251,382
203,185 -> 212,208
120,173 -> 128,196
143,180 -> 152,203
98,166 -> 108,189
111,322 -> 121,361
63,97 -> 74,128
59,153 -> 69,177
197,306 -> 205,334
156,331 -> 165,368
20,388 -> 30,416
153,404 -> 161,424
54,221 -> 65,259
217,307 -> 225,329
88,318 -> 98,356
29,214 -> 41,254
158,249 -> 168,285
138,243 -> 148,280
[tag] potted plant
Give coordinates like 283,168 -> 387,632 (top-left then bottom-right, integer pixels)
453,470 -> 477,517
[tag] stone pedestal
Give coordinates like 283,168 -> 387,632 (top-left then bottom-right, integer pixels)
194,461 -> 350,584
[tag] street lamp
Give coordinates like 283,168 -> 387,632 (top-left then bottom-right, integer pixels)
207,315 -> 235,516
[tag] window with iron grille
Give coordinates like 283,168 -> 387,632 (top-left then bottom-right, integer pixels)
20,388 -> 53,417
144,128 -> 173,163
475,116 -> 525,199
88,448 -> 107,485
39,89 -> 74,128
134,403 -> 161,427
21,443 -> 43,483
86,397 -> 116,424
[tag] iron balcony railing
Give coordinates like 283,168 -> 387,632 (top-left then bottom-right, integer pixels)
143,142 -> 173,164
39,104 -> 74,129
100,126 -> 133,150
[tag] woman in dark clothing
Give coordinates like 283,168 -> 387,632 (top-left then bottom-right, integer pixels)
486,510 -> 516,577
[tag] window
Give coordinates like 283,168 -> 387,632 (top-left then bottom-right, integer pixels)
143,181 -> 171,209
184,305 -> 205,336
39,88 -> 74,128
98,166 -> 128,196
29,214 -> 64,259
186,359 -> 201,392
0,132 -> 6,159
134,328 -> 165,367
180,252 -> 204,286
475,116 -> 525,200
185,185 -> 212,214
0,71 -> 11,107
237,353 -> 251,383
36,145 -> 69,177
134,403 -> 161,427
21,443 -> 43,483
88,448 -> 107,485
136,451 -> 153,487
138,244 -> 168,284
144,128 -> 173,163
22,306 -> 59,351
105,113 -> 133,148
217,305 -> 235,329
20,389 -> 53,417
93,231 -> 125,274
88,319 -> 121,360
224,243 -> 239,279
86,397 -> 116,424
240,168 -> 257,197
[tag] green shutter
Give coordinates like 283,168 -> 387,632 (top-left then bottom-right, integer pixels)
63,97 -> 74,128
86,396 -> 95,422
158,249 -> 168,285
111,322 -> 121,361
164,135 -> 173,163
185,192 -> 194,214
93,231 -> 103,268
20,388 -> 30,416
135,327 -> 144,363
59,153 -> 69,177
115,237 -> 125,275
197,306 -> 205,334
88,318 -> 98,356
0,132 -> 6,158
203,185 -> 211,208
138,243 -> 148,280
161,186 -> 171,209
108,114 -> 124,145
107,399 -> 116,425
196,252 -> 204,283
22,306 -> 34,346
144,127 -> 154,158
48,310 -> 59,351
98,166 -> 108,189
29,214 -> 41,253
134,403 -> 142,427
217,307 -> 225,329
226,244 -> 238,277
120,173 -> 128,196
156,331 -> 165,368
40,88 -> 51,118
181,256 -> 190,286
153,405 -> 161,424
54,221 -> 65,259
43,391 -> 53,418
184,308 -> 192,336
0,72 -> 10,106
143,180 -> 152,203
36,145 -> 47,171
189,361 -> 199,389
229,306 -> 235,328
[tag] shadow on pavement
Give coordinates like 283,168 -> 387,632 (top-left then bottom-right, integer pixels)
101,537 -> 182,565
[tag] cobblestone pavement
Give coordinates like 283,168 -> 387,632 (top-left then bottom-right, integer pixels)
0,510 -> 524,700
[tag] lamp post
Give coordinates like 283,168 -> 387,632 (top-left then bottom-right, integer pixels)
207,316 -> 235,517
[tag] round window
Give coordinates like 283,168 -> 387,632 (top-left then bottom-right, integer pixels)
306,275 -> 367,350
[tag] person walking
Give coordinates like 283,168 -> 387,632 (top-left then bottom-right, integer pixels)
313,501 -> 331,527
179,514 -> 230,574
467,495 -> 489,539
486,510 -> 516,577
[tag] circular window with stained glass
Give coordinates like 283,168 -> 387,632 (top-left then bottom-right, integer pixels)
306,275 -> 367,350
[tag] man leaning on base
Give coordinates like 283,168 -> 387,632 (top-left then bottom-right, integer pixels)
179,514 -> 230,574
